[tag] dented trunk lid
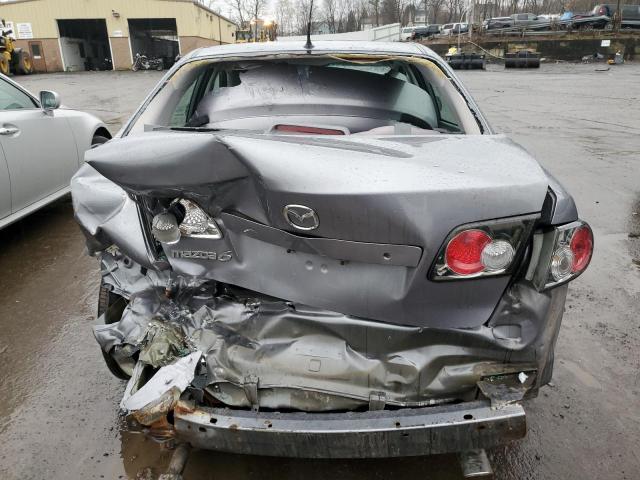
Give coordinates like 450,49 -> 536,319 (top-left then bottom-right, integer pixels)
86,131 -> 549,328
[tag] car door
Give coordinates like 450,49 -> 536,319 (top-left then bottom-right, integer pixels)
0,76 -> 78,213
0,144 -> 10,221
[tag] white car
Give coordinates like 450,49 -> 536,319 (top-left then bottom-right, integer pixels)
440,22 -> 469,35
0,74 -> 109,229
400,26 -> 417,41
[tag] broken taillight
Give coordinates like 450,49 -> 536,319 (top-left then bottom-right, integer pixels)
150,198 -> 222,244
537,221 -> 593,288
431,216 -> 535,280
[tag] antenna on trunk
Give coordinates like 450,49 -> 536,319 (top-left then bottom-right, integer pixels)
304,0 -> 314,52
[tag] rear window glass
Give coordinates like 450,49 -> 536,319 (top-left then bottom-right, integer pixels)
128,56 -> 480,136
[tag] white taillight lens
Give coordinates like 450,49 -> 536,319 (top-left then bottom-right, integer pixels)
151,212 -> 181,244
481,239 -> 515,271
178,199 -> 222,239
151,199 -> 222,244
550,245 -> 574,281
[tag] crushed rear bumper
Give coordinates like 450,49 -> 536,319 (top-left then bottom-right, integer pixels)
173,399 -> 526,458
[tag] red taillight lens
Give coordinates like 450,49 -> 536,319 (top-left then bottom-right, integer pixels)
570,225 -> 593,272
445,229 -> 492,275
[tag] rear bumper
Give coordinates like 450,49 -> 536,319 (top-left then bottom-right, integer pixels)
173,399 -> 526,458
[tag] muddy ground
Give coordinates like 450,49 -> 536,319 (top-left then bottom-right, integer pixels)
0,64 -> 638,479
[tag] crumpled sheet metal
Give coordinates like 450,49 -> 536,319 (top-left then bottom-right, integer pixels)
118,352 -> 201,443
477,371 -> 536,410
121,352 -> 201,412
94,277 -> 565,412
71,165 -> 151,268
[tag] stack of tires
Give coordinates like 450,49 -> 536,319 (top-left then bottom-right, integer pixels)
446,53 -> 486,70
504,50 -> 540,68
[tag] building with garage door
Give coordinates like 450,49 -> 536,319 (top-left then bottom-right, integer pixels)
0,0 -> 237,72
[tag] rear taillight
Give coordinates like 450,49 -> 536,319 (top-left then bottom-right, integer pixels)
537,221 -> 593,288
150,198 -> 223,244
570,225 -> 593,272
431,216 -> 535,280
445,229 -> 491,275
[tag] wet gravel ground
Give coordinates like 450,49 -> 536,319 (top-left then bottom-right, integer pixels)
0,64 -> 639,479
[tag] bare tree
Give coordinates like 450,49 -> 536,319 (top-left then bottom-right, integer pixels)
248,0 -> 267,37
276,0 -> 296,34
293,0 -> 315,34
227,0 -> 248,26
369,0 -> 382,25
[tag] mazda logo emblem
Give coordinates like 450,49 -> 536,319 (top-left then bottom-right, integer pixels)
283,205 -> 319,231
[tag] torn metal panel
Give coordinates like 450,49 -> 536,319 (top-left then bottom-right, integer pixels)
93,251 -> 566,412
71,165 -> 152,268
120,352 -> 202,443
477,372 -> 536,410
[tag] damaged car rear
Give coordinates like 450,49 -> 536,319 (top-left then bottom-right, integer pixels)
72,42 -> 593,462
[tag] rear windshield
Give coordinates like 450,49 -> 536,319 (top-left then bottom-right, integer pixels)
127,56 -> 481,136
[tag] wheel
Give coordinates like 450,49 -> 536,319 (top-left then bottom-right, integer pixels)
91,134 -> 110,147
97,280 -> 130,379
131,61 -> 139,71
16,49 -> 32,74
0,53 -> 10,75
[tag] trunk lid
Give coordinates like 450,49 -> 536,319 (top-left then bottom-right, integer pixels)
86,132 -> 549,328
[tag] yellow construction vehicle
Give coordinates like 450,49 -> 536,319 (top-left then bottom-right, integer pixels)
0,20 -> 33,75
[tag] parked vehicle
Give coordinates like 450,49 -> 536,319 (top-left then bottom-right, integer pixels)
440,22 -> 469,35
0,74 -> 109,229
401,26 -> 417,40
561,10 -> 612,30
72,41 -> 592,467
131,53 -> 164,72
0,20 -> 32,75
483,16 -> 513,29
484,13 -> 546,30
592,4 -> 640,27
412,24 -> 441,39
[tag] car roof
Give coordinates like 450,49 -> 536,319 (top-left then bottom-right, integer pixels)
189,41 -> 436,60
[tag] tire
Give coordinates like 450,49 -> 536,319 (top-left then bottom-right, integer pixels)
0,54 -> 10,75
16,49 -> 32,74
97,280 -> 130,379
91,134 -> 110,147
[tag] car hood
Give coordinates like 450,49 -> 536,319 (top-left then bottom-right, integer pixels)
82,131 -> 549,328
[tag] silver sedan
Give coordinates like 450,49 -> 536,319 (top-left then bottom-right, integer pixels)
0,74 -> 109,229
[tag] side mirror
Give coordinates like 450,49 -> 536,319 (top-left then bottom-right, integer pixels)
40,90 -> 61,111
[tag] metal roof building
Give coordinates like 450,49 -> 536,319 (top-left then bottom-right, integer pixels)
0,0 -> 237,72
